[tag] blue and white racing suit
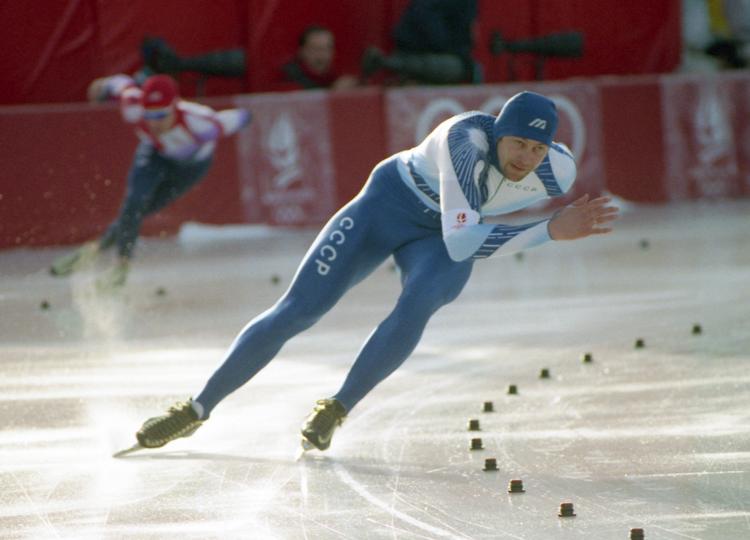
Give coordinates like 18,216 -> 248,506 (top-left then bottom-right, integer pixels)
195,111 -> 576,415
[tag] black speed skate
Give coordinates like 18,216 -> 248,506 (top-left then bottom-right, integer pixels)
113,400 -> 204,457
136,400 -> 203,448
300,398 -> 347,452
49,241 -> 99,276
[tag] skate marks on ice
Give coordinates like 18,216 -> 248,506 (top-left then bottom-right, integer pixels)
7,321 -> 750,537
97,322 -> 750,539
297,358 -> 497,540
292,366 -> 488,538
333,463 -> 483,540
327,365 -> 539,540
314,337 -> 750,540
3,201 -> 750,538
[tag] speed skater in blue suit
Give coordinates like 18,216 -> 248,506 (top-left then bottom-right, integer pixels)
130,91 -> 619,453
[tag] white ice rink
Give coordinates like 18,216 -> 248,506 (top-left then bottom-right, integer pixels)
1,200 -> 749,539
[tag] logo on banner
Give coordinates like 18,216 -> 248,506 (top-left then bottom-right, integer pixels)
692,84 -> 736,196
267,112 -> 302,190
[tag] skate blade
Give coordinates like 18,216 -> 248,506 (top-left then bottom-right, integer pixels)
295,438 -> 315,461
112,443 -> 144,458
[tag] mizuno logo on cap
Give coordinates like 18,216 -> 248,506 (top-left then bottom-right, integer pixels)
528,118 -> 547,129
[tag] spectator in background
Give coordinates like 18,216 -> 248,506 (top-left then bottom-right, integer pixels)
49,74 -> 251,288
362,0 -> 481,85
281,25 -> 359,90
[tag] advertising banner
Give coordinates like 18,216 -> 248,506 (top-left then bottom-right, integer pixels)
661,75 -> 744,200
235,92 -> 337,226
736,76 -> 750,196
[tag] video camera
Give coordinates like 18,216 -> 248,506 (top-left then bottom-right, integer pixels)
141,36 -> 246,94
489,31 -> 584,80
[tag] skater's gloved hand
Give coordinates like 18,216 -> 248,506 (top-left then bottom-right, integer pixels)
548,194 -> 619,241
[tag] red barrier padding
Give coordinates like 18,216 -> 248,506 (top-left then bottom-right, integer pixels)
0,0 -> 681,104
3,73 -> 750,250
233,91 -> 338,226
600,76 -> 668,202
0,98 -> 243,248
660,73 -> 750,200
534,0 -> 681,80
601,73 -> 750,202
328,88 -> 387,205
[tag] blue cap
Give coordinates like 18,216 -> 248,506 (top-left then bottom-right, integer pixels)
493,91 -> 558,146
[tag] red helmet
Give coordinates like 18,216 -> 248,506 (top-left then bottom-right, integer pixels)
140,75 -> 178,117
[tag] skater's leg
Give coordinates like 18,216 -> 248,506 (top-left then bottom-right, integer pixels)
140,157 -> 212,215
49,240 -> 100,276
194,155 -> 440,417
333,235 -> 473,411
99,149 -> 204,253
194,203 -> 393,416
98,224 -> 118,252
50,144 -> 163,277
92,145 -> 172,287
105,144 -> 166,260
133,156 -> 444,450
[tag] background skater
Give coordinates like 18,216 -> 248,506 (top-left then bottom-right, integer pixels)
50,74 -> 251,288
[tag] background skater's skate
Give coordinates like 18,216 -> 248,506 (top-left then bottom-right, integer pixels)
297,398 -> 347,458
50,241 -> 99,276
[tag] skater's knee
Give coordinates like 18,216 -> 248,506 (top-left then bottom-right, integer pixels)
437,280 -> 467,305
402,263 -> 471,310
272,296 -> 326,333
400,280 -> 464,315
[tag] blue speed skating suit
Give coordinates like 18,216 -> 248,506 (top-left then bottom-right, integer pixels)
193,108 -> 576,416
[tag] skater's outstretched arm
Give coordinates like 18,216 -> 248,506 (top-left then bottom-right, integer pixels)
86,74 -> 136,103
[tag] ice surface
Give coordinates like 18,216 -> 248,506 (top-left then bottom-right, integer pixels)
1,200 -> 749,539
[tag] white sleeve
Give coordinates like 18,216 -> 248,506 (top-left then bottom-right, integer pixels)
435,122 -> 492,261
215,109 -> 252,136
118,87 -> 143,124
548,142 -> 576,194
103,74 -> 137,99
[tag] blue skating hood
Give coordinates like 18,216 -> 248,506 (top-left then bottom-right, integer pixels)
492,91 -> 558,146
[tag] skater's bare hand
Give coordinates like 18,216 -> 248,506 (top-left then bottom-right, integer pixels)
548,194 -> 619,241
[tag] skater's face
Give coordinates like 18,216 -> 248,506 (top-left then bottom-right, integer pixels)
496,136 -> 548,181
299,30 -> 334,75
144,108 -> 176,134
